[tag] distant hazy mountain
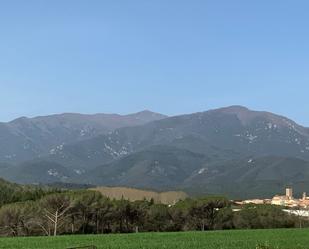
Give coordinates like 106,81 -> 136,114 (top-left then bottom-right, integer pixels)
1,106 -> 309,198
84,145 -> 208,189
0,110 -> 167,163
183,156 -> 309,199
1,160 -> 73,184
45,105 -> 309,171
86,154 -> 309,199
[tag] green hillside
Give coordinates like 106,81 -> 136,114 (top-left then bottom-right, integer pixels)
85,145 -> 208,189
183,156 -> 309,198
0,178 -> 57,207
85,153 -> 309,199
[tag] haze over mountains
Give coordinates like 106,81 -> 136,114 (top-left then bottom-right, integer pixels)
0,110 -> 167,163
1,106 -> 309,198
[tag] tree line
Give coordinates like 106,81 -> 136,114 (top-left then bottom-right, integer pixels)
0,189 -> 305,237
0,178 -> 61,207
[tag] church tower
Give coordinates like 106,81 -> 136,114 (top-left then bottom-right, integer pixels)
286,187 -> 293,199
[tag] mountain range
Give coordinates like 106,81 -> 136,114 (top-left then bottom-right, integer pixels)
1,106 -> 309,199
0,110 -> 166,163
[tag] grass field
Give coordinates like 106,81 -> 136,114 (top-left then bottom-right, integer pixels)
0,229 -> 309,249
91,186 -> 188,205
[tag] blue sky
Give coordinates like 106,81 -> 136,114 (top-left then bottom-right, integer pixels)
1,0 -> 308,125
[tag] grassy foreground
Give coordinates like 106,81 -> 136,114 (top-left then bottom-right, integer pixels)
0,229 -> 309,249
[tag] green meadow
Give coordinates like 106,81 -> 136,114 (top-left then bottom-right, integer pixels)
0,229 -> 309,249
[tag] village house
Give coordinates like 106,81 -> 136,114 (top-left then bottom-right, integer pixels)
271,188 -> 309,208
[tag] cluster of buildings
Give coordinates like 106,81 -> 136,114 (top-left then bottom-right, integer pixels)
271,188 -> 309,208
236,187 -> 309,208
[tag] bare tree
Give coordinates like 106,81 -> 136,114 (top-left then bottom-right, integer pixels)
40,194 -> 72,236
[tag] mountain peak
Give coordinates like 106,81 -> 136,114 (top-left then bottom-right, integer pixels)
135,110 -> 166,115
139,109 -> 154,113
216,105 -> 250,113
128,110 -> 168,120
9,116 -> 29,123
208,106 -> 309,136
